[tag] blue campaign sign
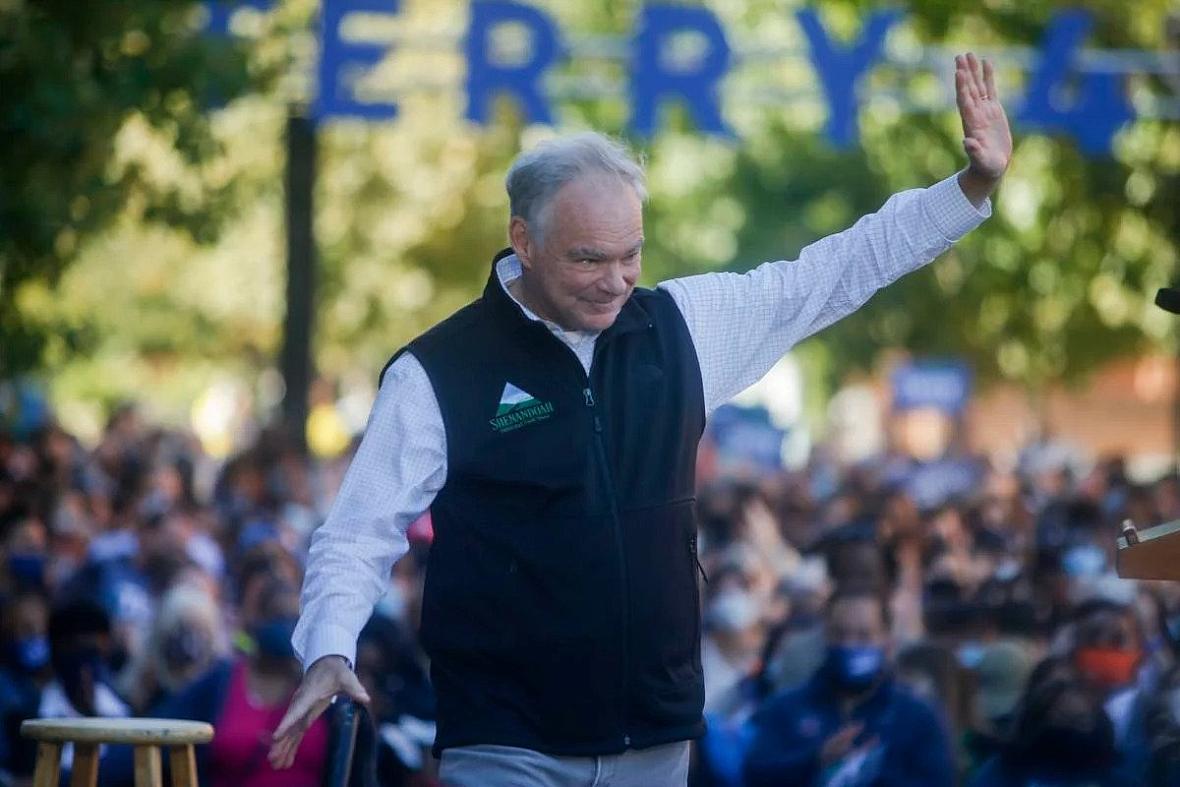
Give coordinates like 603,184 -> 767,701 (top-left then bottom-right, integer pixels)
891,361 -> 972,414
205,2 -> 1141,154
708,404 -> 787,472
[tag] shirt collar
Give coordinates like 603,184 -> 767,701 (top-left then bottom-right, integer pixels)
494,253 -> 600,345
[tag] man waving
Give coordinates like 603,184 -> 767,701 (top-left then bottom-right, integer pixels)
271,53 -> 1011,787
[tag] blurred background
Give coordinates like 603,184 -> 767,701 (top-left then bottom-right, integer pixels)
0,0 -> 1178,785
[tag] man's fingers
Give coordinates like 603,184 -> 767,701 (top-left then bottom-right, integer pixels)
965,52 -> 985,97
281,737 -> 301,769
268,735 -> 298,769
342,671 -> 372,707
983,58 -> 998,101
955,69 -> 975,122
955,55 -> 977,103
272,711 -> 299,743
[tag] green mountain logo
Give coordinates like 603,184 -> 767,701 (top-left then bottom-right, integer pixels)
491,383 -> 554,432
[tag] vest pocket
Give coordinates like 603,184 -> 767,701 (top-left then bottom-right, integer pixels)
622,498 -> 705,727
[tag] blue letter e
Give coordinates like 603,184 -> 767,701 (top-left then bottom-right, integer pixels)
465,0 -> 561,125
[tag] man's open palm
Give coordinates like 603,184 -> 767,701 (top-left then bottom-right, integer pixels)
955,52 -> 1012,180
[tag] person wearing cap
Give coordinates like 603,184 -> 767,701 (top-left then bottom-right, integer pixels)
963,640 -> 1034,780
271,54 -> 1009,787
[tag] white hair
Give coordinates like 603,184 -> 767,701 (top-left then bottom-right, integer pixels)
505,131 -> 647,243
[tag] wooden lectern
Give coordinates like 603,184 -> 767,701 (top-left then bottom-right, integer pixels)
1116,520 -> 1180,580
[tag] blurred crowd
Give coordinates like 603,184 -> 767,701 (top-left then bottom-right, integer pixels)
0,405 -> 435,787
3,400 -> 1180,786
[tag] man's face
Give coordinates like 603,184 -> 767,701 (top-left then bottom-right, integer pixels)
826,597 -> 888,650
510,175 -> 643,332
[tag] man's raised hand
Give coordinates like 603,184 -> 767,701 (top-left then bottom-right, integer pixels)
955,52 -> 1012,182
267,654 -> 370,770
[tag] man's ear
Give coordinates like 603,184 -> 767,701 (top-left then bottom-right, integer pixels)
508,217 -> 533,270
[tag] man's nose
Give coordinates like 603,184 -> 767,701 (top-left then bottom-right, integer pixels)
600,261 -> 631,294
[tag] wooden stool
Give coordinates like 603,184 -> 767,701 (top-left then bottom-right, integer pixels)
21,717 -> 214,787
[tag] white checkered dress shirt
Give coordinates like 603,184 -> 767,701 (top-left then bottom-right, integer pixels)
293,173 -> 990,669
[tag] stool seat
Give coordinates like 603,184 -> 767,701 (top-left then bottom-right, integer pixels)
21,717 -> 213,787
21,718 -> 213,746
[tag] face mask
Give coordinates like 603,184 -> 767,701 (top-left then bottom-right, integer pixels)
824,644 -> 884,692
374,583 -> 406,621
1062,543 -> 1106,578
993,557 -> 1021,582
10,635 -> 49,672
957,641 -> 986,669
707,591 -> 760,633
251,618 -> 297,662
1075,646 -> 1140,689
161,626 -> 211,673
8,554 -> 46,588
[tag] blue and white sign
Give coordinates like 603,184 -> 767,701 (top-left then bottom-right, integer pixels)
891,360 -> 972,414
206,1 -> 1171,154
708,404 -> 787,472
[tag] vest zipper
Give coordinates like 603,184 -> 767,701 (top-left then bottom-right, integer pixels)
584,385 -> 632,749
690,532 -> 709,584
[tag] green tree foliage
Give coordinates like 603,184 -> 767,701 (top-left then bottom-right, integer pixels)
11,0 -> 1179,431
0,0 -> 265,374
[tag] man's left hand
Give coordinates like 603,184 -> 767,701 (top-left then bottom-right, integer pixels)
955,52 -> 1011,205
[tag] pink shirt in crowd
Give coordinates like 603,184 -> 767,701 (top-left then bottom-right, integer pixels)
208,659 -> 328,787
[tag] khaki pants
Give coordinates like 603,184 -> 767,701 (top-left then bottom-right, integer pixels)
438,740 -> 691,787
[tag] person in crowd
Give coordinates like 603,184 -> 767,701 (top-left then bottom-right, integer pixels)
961,639 -> 1035,779
353,615 -> 437,786
969,664 -> 1123,787
702,585 -> 769,714
743,589 -> 956,786
116,582 -> 228,713
103,578 -> 329,787
34,598 -> 131,779
1068,598 -> 1153,785
0,590 -> 52,780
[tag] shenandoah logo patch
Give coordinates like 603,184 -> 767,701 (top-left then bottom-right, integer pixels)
490,383 -> 554,432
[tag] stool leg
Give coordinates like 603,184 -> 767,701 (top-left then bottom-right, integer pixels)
169,744 -> 198,787
133,745 -> 163,787
70,742 -> 100,787
32,742 -> 61,787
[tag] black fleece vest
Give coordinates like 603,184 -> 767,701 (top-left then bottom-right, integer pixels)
383,250 -> 707,756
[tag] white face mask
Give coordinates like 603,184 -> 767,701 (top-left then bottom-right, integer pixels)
374,582 -> 407,621
707,590 -> 760,633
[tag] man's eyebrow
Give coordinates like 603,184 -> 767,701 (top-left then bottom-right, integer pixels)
565,240 -> 645,260
566,247 -> 609,261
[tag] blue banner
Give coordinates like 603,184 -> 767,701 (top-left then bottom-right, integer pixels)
207,2 -> 1139,154
892,360 -> 973,414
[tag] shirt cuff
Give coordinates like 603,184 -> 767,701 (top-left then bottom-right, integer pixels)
924,172 -> 992,241
295,621 -> 357,674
